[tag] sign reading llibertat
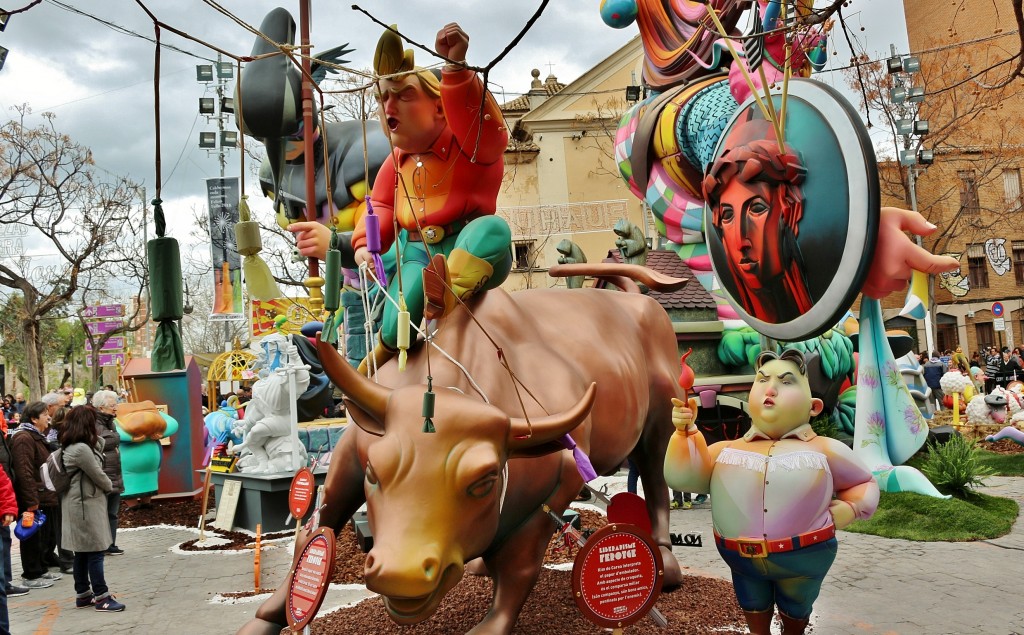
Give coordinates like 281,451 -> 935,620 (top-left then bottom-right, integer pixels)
206,177 -> 244,321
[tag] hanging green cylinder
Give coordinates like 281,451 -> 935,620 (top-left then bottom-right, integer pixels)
421,390 -> 435,419
323,248 -> 341,312
147,236 -> 183,320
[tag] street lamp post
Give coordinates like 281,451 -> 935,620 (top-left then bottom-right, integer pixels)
197,55 -> 237,354
888,44 -> 936,355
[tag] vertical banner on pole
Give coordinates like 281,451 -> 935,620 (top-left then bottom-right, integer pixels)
206,177 -> 244,321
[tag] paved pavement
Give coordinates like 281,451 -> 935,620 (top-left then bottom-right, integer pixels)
8,475 -> 1024,635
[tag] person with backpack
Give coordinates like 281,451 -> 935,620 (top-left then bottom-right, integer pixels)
90,391 -> 124,556
58,406 -> 124,612
9,402 -> 61,589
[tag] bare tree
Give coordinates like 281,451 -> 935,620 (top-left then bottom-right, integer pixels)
843,45 -> 1021,252
0,105 -> 144,398
76,252 -> 149,390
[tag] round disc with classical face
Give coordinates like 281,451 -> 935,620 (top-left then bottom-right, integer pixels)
704,78 -> 879,341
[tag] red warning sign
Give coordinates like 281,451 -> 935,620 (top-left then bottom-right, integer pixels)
572,523 -> 663,629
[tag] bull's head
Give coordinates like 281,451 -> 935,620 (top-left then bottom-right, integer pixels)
317,339 -> 595,623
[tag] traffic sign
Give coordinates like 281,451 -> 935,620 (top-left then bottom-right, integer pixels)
86,352 -> 125,366
86,320 -> 123,335
83,304 -> 125,319
85,336 -> 125,352
992,302 -> 1005,317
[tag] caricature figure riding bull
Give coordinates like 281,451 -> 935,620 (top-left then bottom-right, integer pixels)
237,264 -> 689,635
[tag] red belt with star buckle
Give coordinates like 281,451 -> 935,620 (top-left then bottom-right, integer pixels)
714,524 -> 836,558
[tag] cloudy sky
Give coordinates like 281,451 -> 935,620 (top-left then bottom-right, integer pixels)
0,0 -> 908,252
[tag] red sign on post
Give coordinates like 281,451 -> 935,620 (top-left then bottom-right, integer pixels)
288,467 -> 315,519
572,523 -> 664,629
287,527 -> 336,630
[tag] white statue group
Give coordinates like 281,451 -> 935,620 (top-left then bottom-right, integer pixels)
230,334 -> 310,473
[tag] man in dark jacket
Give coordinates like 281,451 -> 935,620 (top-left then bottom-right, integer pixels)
91,391 -> 125,556
922,354 -> 947,411
998,349 -> 1022,389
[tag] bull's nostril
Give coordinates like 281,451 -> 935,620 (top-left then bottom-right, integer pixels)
364,553 -> 377,574
422,557 -> 439,582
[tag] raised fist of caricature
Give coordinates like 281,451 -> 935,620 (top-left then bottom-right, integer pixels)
435,22 -> 469,64
671,397 -> 696,431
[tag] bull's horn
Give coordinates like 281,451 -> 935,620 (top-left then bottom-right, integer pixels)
316,337 -> 390,428
508,383 -> 597,450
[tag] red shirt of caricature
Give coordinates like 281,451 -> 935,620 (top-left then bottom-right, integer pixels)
704,126 -> 812,325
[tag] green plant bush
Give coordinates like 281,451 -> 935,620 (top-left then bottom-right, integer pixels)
920,434 -> 994,497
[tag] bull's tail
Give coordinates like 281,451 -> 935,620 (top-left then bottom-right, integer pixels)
548,263 -> 688,293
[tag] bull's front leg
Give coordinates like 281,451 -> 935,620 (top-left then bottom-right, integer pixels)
634,391 -> 684,587
236,430 -> 367,635
468,464 -> 580,635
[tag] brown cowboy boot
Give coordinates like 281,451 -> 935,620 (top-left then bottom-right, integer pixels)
357,335 -> 397,377
422,253 -> 453,321
779,612 -> 810,635
743,609 -> 774,635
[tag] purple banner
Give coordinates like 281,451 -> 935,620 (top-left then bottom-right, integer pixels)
82,304 -> 125,319
86,320 -> 123,335
85,337 -> 124,352
85,353 -> 126,368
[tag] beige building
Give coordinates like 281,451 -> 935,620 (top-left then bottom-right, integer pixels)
893,0 -> 1024,356
496,38 -> 651,291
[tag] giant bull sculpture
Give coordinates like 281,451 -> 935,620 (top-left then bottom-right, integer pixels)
238,265 -> 687,635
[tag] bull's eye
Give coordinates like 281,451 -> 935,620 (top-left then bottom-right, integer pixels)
467,472 -> 497,499
365,463 -> 378,485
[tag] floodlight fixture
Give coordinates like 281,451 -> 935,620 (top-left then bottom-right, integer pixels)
896,118 -> 914,136
0,10 -> 9,32
217,62 -> 233,79
889,86 -> 907,104
899,149 -> 918,166
913,120 -> 929,135
902,56 -> 921,73
199,97 -> 215,115
221,97 -> 234,114
908,86 -> 925,103
196,65 -> 213,82
220,131 -> 238,147
625,85 -> 642,103
0,46 -> 7,72
886,56 -> 903,74
199,132 -> 216,149
918,148 -> 934,165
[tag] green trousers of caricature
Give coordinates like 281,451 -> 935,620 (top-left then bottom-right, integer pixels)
378,215 -> 512,350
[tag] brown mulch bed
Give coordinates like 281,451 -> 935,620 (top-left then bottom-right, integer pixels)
120,494 -> 292,551
127,499 -> 745,633
979,438 -> 1024,455
293,569 -> 744,635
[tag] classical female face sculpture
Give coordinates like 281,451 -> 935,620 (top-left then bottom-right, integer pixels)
704,137 -> 811,324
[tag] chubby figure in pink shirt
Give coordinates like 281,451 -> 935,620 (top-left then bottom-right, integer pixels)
665,349 -> 879,635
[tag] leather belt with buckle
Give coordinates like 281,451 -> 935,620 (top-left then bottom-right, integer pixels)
406,216 -> 478,245
714,524 -> 836,558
